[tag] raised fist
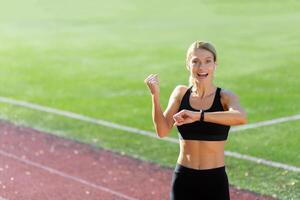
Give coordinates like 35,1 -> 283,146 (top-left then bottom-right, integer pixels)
144,74 -> 160,96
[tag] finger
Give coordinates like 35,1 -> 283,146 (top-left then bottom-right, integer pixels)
149,74 -> 158,82
144,76 -> 152,83
173,117 -> 184,125
144,74 -> 155,82
174,114 -> 184,120
174,121 -> 184,126
146,76 -> 158,84
148,74 -> 158,80
173,114 -> 182,121
173,110 -> 186,118
148,78 -> 159,85
148,80 -> 158,86
148,77 -> 157,83
174,120 -> 180,126
174,115 -> 186,124
148,75 -> 158,81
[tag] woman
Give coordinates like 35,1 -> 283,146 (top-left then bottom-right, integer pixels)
144,41 -> 247,200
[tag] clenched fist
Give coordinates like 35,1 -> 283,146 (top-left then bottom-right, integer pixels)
144,74 -> 160,96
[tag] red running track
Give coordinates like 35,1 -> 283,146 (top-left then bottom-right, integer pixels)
0,121 -> 276,200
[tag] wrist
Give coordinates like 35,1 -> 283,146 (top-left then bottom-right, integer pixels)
151,94 -> 160,101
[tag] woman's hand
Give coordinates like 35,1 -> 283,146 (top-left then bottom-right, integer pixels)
173,109 -> 200,126
144,74 -> 160,96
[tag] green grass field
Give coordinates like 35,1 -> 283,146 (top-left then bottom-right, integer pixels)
0,0 -> 299,199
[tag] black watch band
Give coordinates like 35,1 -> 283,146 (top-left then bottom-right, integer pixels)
200,110 -> 205,122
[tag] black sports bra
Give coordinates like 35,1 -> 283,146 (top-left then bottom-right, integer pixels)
176,86 -> 230,141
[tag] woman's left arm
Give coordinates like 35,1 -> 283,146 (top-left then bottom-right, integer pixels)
204,90 -> 247,125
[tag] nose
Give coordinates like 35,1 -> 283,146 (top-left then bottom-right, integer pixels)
196,63 -> 208,68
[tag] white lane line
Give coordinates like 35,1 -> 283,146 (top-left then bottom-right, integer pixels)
0,96 -> 299,172
0,197 -> 8,200
0,150 -> 138,200
0,97 -> 175,143
225,151 -> 300,172
231,114 -> 300,132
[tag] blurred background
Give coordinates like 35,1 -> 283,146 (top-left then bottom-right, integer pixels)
0,0 -> 299,199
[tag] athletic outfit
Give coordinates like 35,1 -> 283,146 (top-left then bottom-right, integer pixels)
170,86 -> 231,200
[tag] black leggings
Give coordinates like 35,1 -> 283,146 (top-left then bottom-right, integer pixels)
170,164 -> 230,200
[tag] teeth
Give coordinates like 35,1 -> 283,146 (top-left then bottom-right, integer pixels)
198,73 -> 208,76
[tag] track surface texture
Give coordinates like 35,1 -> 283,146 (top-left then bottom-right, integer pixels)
0,121 -> 276,200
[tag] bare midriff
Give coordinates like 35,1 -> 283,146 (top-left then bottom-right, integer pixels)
177,139 -> 225,170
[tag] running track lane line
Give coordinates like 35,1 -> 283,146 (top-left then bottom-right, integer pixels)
0,197 -> 8,200
0,149 -> 139,200
0,96 -> 299,173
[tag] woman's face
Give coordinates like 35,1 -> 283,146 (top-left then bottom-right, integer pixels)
187,48 -> 216,83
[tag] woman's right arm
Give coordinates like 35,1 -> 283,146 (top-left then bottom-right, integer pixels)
144,74 -> 185,138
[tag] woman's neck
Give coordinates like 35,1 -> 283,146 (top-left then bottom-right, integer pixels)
192,83 -> 216,99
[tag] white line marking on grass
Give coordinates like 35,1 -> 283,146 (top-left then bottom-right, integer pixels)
231,114 -> 300,132
225,151 -> 300,172
0,149 -> 139,200
0,97 -> 177,143
0,96 -> 299,172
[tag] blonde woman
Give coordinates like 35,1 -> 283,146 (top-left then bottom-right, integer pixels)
144,41 -> 247,200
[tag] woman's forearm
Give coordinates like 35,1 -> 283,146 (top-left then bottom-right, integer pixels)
152,95 -> 170,137
203,110 -> 247,126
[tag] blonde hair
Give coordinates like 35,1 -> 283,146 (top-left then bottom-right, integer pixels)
186,41 -> 217,94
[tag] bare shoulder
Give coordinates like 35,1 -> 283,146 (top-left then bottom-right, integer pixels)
220,89 -> 240,110
170,85 -> 189,102
174,85 -> 189,94
220,88 -> 239,101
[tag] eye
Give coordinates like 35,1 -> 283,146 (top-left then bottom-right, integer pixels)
206,60 -> 212,64
192,60 -> 197,64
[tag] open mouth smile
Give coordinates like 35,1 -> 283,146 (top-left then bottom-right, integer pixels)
197,72 -> 208,78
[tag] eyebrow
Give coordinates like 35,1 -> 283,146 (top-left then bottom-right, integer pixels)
191,56 -> 213,60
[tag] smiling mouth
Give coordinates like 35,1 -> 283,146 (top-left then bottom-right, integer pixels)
197,72 -> 208,78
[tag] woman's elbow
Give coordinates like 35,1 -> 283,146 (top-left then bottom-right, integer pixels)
238,118 -> 247,125
155,126 -> 171,138
157,133 -> 167,138
156,130 -> 169,138
238,112 -> 248,125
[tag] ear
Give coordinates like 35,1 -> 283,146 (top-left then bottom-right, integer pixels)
214,62 -> 218,70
